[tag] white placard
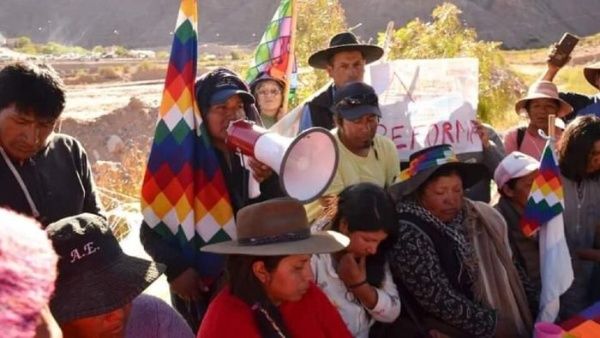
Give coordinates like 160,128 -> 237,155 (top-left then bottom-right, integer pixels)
365,58 -> 482,160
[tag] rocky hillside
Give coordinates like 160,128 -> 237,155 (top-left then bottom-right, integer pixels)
1,0 -> 599,49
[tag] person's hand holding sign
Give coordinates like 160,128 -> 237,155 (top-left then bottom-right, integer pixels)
472,120 -> 490,149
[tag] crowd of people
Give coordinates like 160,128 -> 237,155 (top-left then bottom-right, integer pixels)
1,30 -> 600,338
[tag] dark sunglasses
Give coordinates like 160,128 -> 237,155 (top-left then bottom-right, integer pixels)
335,93 -> 378,110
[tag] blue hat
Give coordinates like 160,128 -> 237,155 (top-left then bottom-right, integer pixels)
209,75 -> 255,105
333,82 -> 381,120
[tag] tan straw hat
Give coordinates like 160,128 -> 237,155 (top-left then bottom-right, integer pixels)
202,198 -> 349,255
515,80 -> 573,117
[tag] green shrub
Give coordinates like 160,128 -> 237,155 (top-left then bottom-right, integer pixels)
379,3 -> 524,128
230,50 -> 243,61
290,0 -> 347,108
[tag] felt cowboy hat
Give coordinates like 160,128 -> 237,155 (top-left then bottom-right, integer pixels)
389,144 -> 488,199
308,32 -> 384,69
584,61 -> 600,90
514,80 -> 573,117
202,198 -> 349,255
47,213 -> 164,324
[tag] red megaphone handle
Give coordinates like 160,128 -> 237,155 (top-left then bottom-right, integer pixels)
225,119 -> 265,156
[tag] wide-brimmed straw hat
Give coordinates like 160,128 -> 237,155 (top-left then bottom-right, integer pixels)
308,32 -> 383,69
515,80 -> 573,117
389,144 -> 488,198
584,61 -> 600,89
47,213 -> 164,324
202,198 -> 349,255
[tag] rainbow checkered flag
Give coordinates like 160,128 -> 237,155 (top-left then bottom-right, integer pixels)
520,141 -> 564,237
521,140 -> 573,322
141,0 -> 235,281
246,0 -> 297,103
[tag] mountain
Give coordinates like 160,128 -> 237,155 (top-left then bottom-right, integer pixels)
1,0 -> 599,50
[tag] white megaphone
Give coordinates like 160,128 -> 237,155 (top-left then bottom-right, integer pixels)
226,119 -> 339,203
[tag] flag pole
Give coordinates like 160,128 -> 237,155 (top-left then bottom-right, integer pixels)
282,0 -> 297,114
381,21 -> 395,62
548,114 -> 556,140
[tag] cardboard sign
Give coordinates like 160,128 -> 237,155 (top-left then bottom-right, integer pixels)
365,58 -> 482,160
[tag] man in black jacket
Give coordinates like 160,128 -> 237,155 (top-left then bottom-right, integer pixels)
298,32 -> 384,131
0,62 -> 102,227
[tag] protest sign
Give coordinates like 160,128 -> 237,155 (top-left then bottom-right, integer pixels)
365,58 -> 481,160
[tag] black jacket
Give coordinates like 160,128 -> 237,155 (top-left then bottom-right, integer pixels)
0,133 -> 102,227
307,84 -> 336,130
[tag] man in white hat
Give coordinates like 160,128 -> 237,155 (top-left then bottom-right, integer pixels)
493,151 -> 541,315
298,32 -> 384,132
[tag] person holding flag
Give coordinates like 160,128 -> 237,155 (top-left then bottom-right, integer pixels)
554,115 -> 600,319
518,117 -> 574,324
493,151 -> 542,317
139,0 -> 283,332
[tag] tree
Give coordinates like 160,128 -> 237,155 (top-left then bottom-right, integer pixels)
292,0 -> 347,107
379,3 -> 523,125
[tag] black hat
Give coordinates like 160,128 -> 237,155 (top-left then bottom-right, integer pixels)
47,213 -> 164,324
389,144 -> 488,199
308,32 -> 384,69
333,82 -> 381,120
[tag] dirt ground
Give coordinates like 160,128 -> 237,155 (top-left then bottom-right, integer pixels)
60,81 -> 162,160
56,80 -> 170,300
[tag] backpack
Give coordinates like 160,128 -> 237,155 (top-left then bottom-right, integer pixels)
516,126 -> 527,150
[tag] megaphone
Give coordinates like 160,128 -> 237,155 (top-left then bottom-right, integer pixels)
226,119 -> 339,203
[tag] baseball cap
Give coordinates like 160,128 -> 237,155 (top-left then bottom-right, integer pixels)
209,75 -> 254,106
333,82 -> 381,120
494,151 -> 540,189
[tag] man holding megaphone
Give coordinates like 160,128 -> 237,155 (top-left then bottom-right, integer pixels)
140,68 -> 284,331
